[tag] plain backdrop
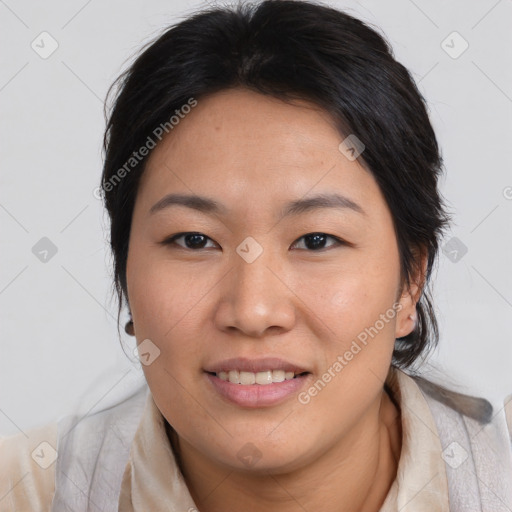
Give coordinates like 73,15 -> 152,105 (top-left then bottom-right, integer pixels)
1,0 -> 511,436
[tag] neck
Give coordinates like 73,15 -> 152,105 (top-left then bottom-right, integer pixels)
167,389 -> 401,512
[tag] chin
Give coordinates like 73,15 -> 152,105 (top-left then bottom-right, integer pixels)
208,439 -> 312,475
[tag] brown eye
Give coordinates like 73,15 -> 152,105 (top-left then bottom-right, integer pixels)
291,233 -> 344,251
162,232 -> 218,250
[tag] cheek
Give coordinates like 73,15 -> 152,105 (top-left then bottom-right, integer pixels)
127,244 -> 207,335
129,257 -> 211,428
295,271 -> 400,429
293,249 -> 401,393
126,247 -> 212,394
298,252 -> 400,337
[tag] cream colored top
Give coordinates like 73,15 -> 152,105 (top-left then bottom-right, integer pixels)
1,369 -> 511,511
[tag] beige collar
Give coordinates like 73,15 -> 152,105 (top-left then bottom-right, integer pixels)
379,368 -> 449,511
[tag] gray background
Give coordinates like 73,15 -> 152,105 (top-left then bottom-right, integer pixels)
1,0 -> 511,436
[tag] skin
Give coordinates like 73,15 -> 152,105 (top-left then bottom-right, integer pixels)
126,87 -> 425,512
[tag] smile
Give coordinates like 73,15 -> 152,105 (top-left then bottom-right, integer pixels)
212,369 -> 308,385
204,371 -> 312,408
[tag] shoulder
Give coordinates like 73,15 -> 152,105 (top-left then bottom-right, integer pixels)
411,373 -> 494,424
408,373 -> 512,506
397,369 -> 512,464
411,373 -> 512,472
0,422 -> 57,512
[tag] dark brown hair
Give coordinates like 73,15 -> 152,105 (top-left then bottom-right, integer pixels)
102,0 -> 449,370
99,0 -> 494,423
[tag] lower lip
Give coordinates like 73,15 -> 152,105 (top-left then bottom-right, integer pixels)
204,372 -> 311,408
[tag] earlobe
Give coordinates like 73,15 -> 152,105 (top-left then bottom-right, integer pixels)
394,250 -> 427,339
396,312 -> 418,339
125,317 -> 135,336
125,305 -> 135,336
394,292 -> 417,339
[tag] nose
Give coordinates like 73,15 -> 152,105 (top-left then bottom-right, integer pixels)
213,247 -> 296,338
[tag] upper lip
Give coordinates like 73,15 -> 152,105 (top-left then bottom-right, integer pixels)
204,357 -> 310,374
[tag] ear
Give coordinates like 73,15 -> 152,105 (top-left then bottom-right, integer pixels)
394,249 -> 428,339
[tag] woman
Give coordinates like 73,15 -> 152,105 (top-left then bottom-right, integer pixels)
2,0 -> 511,510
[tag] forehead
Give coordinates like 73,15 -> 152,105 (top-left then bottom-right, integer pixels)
136,88 -> 384,218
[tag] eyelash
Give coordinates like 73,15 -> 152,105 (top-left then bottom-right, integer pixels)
160,232 -> 348,252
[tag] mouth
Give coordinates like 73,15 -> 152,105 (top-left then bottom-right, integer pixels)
203,356 -> 311,378
203,358 -> 313,408
205,369 -> 310,385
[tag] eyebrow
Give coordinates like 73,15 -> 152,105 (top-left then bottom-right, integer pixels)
149,192 -> 366,218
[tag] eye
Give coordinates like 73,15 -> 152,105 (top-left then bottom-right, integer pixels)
161,232 -> 218,250
161,231 -> 346,251
291,232 -> 345,251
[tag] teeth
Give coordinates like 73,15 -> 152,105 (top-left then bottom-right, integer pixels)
216,369 -> 303,384
255,371 -> 272,385
228,370 -> 239,384
272,370 -> 285,383
240,371 -> 256,385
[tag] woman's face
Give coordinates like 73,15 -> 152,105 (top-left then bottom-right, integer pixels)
126,88 -> 417,472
